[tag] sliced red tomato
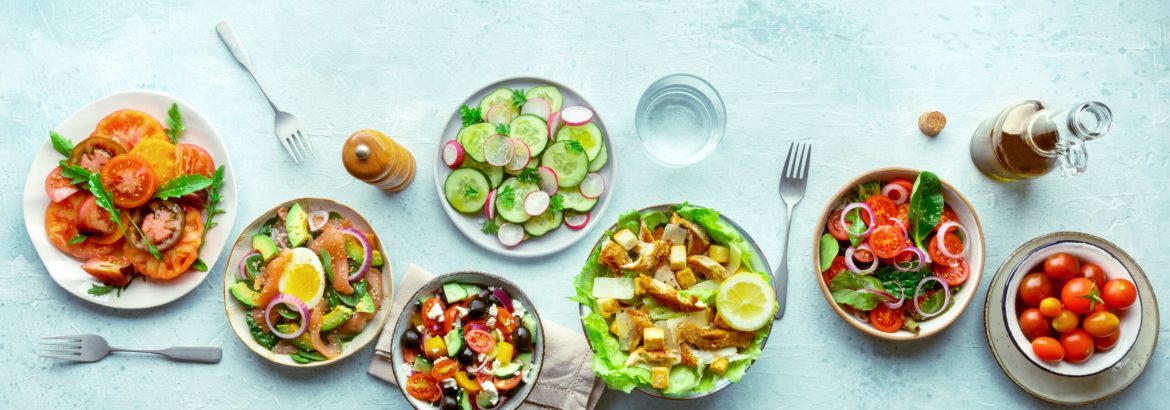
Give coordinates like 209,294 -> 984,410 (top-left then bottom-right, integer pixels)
430,357 -> 460,381
77,195 -> 118,235
823,256 -> 847,285
402,347 -> 419,363
928,232 -> 964,264
865,194 -> 897,227
45,194 -> 119,259
68,136 -> 126,173
90,109 -> 166,150
932,258 -> 969,287
81,255 -> 133,286
405,372 -> 441,403
495,308 -> 517,335
100,155 -> 156,208
867,225 -> 906,259
895,203 -> 910,228
890,179 -> 914,197
493,375 -> 522,390
935,205 -> 958,231
869,304 -> 905,333
442,305 -> 462,336
826,210 -> 849,241
852,248 -> 874,264
122,205 -> 203,280
465,329 -> 496,353
177,144 -> 216,177
45,166 -> 80,203
420,297 -> 447,334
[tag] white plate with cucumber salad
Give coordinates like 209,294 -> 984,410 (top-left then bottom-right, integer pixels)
434,77 -> 616,258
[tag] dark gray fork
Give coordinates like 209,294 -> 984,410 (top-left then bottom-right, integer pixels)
775,142 -> 811,320
37,334 -> 221,363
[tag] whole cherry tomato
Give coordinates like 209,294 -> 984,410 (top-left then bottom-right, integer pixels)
1102,279 -> 1137,310
1082,311 -> 1120,338
1031,336 -> 1065,362
1017,308 -> 1050,341
1044,253 -> 1081,282
1018,272 -> 1053,307
1095,331 -> 1121,351
1080,263 -> 1108,288
1038,297 -> 1063,318
1060,329 -> 1095,363
1061,278 -> 1102,315
1051,309 -> 1079,334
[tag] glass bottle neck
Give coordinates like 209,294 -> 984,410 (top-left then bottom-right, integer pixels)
1025,101 -> 1111,176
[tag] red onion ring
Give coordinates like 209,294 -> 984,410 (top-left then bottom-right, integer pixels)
844,244 -> 878,274
491,288 -> 514,312
848,307 -> 870,323
882,183 -> 909,205
839,202 -> 874,238
936,221 -> 970,260
237,251 -> 261,281
856,287 -> 897,302
339,227 -> 372,283
307,210 -> 330,232
893,246 -> 927,272
265,293 -> 310,339
883,283 -> 906,309
914,277 -> 951,319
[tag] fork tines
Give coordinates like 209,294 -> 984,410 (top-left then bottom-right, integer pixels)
37,336 -> 83,360
286,129 -> 313,163
782,142 -> 811,181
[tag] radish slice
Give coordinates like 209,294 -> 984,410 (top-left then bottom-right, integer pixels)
578,172 -> 605,199
560,105 -> 593,126
521,98 -> 551,119
505,139 -> 531,171
524,191 -> 550,216
487,104 -> 511,125
443,140 -> 465,169
564,212 -> 590,230
536,166 -> 559,195
484,189 -> 497,220
547,111 -> 563,140
497,223 -> 525,247
483,134 -> 514,166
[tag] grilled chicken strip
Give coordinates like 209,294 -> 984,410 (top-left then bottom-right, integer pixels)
687,255 -> 729,280
636,276 -> 706,312
598,239 -> 632,274
677,322 -> 755,350
621,240 -> 670,272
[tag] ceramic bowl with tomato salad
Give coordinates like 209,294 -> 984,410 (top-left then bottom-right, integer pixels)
1004,238 -> 1141,377
813,167 -> 985,341
389,271 -> 544,410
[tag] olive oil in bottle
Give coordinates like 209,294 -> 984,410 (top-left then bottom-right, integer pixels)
970,101 -> 1111,181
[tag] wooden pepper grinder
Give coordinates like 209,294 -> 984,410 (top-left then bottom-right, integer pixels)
342,129 -> 416,192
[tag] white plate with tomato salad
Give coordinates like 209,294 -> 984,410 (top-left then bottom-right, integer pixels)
813,168 -> 984,340
22,91 -> 237,309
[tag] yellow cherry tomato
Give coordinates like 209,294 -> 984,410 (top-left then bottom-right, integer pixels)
1039,297 -> 1063,318
1051,309 -> 1079,334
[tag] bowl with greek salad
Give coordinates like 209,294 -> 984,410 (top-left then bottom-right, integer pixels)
223,198 -> 393,366
434,77 -> 615,258
573,203 -> 776,399
814,168 -> 984,340
390,271 -> 543,410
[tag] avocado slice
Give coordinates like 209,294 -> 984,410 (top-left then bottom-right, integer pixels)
321,305 -> 355,331
343,237 -> 384,268
252,234 -> 279,261
285,203 -> 311,247
275,324 -> 314,351
493,362 -> 522,378
444,327 -> 464,357
442,283 -> 468,304
355,293 -> 375,314
229,282 -> 261,307
371,250 -> 383,267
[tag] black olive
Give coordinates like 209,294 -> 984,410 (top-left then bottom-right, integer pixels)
467,298 -> 487,319
514,327 -> 532,352
400,328 -> 422,349
477,289 -> 491,299
457,344 -> 476,365
439,393 -> 460,410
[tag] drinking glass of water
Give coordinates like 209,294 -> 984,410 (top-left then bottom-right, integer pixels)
635,73 -> 726,168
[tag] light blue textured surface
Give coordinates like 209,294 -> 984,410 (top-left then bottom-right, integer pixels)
2,1 -> 1168,408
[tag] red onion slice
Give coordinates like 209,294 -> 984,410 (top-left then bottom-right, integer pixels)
844,244 -> 878,274
848,307 -> 870,323
307,210 -> 330,232
881,183 -> 909,205
237,250 -> 261,280
491,288 -> 514,312
883,283 -> 906,309
839,202 -> 875,239
339,227 -> 372,283
914,277 -> 951,319
890,217 -> 908,238
936,221 -> 970,260
266,293 -> 310,339
893,246 -> 927,272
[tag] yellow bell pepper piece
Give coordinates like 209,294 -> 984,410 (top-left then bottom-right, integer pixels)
495,342 -> 514,364
423,336 -> 446,359
456,371 -> 480,393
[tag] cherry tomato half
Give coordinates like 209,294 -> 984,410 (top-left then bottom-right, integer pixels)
865,194 -> 897,227
1060,329 -> 1095,363
932,259 -> 969,287
1061,278 -> 1102,315
868,225 -> 907,259
823,256 -> 847,286
493,375 -> 522,391
1044,253 -> 1081,282
928,232 -> 965,265
1018,308 -> 1051,341
430,357 -> 460,381
1102,279 -> 1137,310
1031,336 -> 1065,362
895,203 -> 910,228
420,297 -> 447,334
827,210 -> 849,241
465,329 -> 496,353
495,308 -> 518,335
935,205 -> 958,231
405,372 -> 441,403
869,304 -> 905,333
100,155 -> 157,209
1017,272 -> 1054,307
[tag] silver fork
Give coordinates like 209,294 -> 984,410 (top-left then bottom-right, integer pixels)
37,334 -> 221,363
775,142 -> 811,320
215,20 -> 313,164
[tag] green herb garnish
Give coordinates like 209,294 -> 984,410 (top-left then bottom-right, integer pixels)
498,184 -> 515,208
200,166 -> 226,248
481,218 -> 500,234
550,194 -> 565,212
516,167 -> 540,184
510,88 -> 527,107
50,131 -> 75,157
165,102 -> 184,144
128,215 -> 163,261
87,276 -> 135,297
85,172 -> 122,229
567,140 -> 585,153
496,123 -> 510,135
464,185 -> 479,198
59,161 -> 90,184
460,105 -> 483,127
154,174 -> 213,200
68,234 -> 89,245
191,258 -> 208,272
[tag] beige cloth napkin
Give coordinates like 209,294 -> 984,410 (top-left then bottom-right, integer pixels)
369,263 -> 605,410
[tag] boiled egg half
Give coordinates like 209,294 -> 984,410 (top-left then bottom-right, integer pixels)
278,247 -> 326,308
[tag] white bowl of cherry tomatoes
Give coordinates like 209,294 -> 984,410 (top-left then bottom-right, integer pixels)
1004,239 -> 1140,377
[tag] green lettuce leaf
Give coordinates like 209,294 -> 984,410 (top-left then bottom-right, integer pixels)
830,271 -> 887,311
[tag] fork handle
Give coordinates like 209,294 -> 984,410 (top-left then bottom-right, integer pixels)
115,346 -> 222,363
215,21 -> 278,111
774,204 -> 795,320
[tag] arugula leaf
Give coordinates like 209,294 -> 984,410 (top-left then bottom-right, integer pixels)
481,218 -> 500,234
460,105 -> 483,127
165,102 -> 184,144
495,123 -> 510,135
85,172 -> 121,229
566,140 -> 585,153
200,166 -> 226,247
510,88 -> 527,107
337,279 -> 367,306
87,284 -> 116,296
59,161 -> 90,184
498,184 -> 515,208
829,272 -> 887,311
128,216 -> 163,261
907,171 -> 944,249
191,258 -> 208,272
549,194 -> 564,212
154,174 -> 212,200
819,233 -> 839,271
50,131 -> 75,157
516,167 -> 539,184
69,234 -> 89,245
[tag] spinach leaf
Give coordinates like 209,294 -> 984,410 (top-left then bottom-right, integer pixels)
845,209 -> 867,248
908,289 -> 951,321
874,265 -> 930,300
829,272 -> 887,311
907,171 -> 944,249
819,233 -> 839,271
258,217 -> 279,236
337,279 -> 368,307
245,310 -> 278,349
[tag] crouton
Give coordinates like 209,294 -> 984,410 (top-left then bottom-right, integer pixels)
675,268 -> 697,290
709,357 -> 730,375
651,367 -> 670,390
643,327 -> 666,351
669,245 -> 687,270
707,245 -> 729,263
688,255 -> 730,280
612,229 -> 638,250
597,298 -> 621,318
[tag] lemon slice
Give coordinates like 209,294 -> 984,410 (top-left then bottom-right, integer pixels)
716,272 -> 776,331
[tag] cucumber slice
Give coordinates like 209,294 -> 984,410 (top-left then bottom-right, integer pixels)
523,208 -> 562,237
557,187 -> 598,213
555,123 -> 603,161
505,160 -> 538,176
478,88 -> 518,121
509,114 -> 549,157
444,169 -> 490,213
588,142 -> 608,172
460,160 -> 503,188
495,178 -> 539,224
541,141 -> 588,187
525,86 -> 563,112
456,123 -> 495,163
